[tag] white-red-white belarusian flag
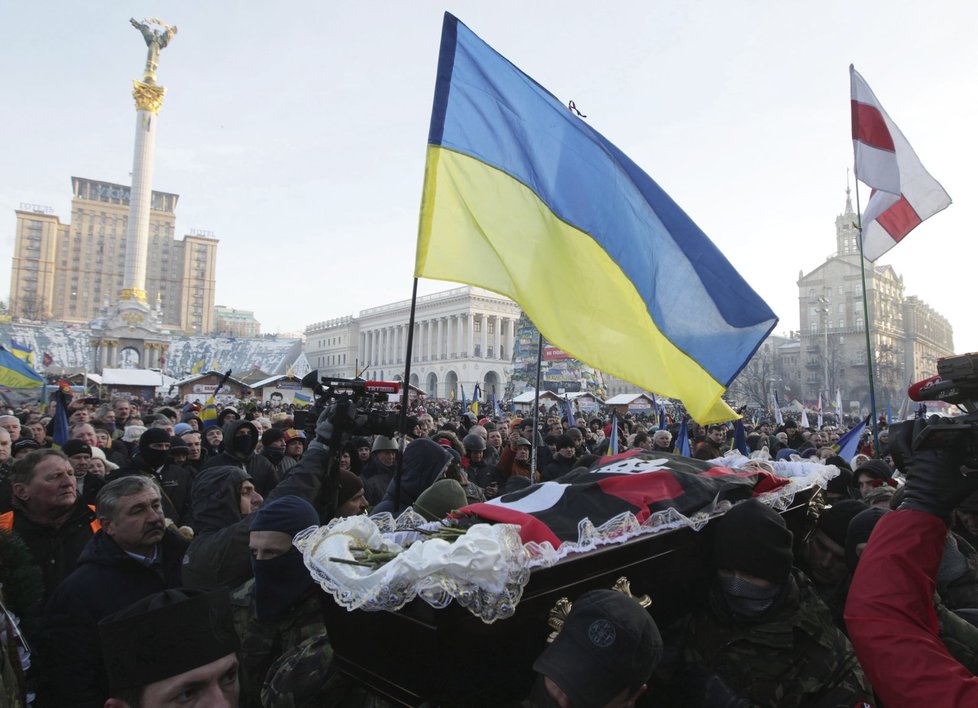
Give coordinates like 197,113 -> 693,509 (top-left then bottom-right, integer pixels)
850,65 -> 951,262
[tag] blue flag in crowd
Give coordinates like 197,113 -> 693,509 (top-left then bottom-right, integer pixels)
493,391 -> 504,418
564,397 -> 576,430
835,416 -> 869,461
675,417 -> 691,457
460,385 -> 467,412
731,419 -> 750,455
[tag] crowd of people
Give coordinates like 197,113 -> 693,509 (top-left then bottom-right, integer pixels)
0,391 -> 974,706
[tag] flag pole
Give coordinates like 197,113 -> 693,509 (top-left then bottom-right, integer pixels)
851,178 -> 882,456
394,277 -> 420,512
530,330 -> 544,480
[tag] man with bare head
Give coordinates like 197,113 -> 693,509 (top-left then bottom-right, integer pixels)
0,415 -> 20,444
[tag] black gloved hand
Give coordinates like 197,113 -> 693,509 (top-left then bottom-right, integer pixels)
899,417 -> 978,519
307,405 -> 335,452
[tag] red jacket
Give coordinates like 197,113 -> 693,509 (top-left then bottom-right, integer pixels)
845,509 -> 978,706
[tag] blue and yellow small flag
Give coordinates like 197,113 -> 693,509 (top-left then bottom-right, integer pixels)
9,340 -> 33,368
200,396 -> 219,428
191,359 -> 205,375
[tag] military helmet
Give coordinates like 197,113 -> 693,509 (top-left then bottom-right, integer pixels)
371,435 -> 398,453
462,433 -> 486,451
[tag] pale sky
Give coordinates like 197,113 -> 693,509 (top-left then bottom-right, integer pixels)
2,1 -> 976,352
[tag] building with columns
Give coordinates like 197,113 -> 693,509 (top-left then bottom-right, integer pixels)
305,286 -> 522,398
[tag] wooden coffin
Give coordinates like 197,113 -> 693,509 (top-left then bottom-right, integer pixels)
320,486 -> 818,707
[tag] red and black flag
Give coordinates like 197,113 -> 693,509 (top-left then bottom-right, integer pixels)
458,450 -> 788,548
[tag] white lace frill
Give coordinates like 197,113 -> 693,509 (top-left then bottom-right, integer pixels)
294,515 -> 531,624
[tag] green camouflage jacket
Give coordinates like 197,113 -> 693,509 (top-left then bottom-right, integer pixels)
230,579 -> 328,708
684,570 -> 874,707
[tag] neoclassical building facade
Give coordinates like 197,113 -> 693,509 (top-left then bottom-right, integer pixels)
305,286 -> 522,399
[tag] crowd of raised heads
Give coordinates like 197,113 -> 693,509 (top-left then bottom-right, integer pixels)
0,391 -> 972,706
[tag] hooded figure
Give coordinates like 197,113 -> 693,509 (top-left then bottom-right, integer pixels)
201,419 -> 280,498
183,465 -> 260,590
372,438 -> 452,516
107,428 -> 194,527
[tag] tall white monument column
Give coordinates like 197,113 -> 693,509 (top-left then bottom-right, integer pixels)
121,18 -> 176,305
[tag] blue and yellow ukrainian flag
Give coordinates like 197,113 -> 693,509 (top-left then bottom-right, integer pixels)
416,14 -> 778,424
9,340 -> 34,368
191,358 -> 206,375
0,346 -> 43,389
200,395 -> 219,428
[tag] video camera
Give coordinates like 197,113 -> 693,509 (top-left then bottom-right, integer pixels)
899,352 -> 978,468
296,370 -> 401,442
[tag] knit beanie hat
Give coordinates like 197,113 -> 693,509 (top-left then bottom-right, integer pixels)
250,495 -> 320,536
826,467 -> 852,495
261,428 -> 286,447
817,499 -> 868,547
714,499 -> 794,584
856,459 -> 892,481
555,434 -> 575,450
845,506 -> 888,571
336,470 -> 364,508
414,479 -> 467,521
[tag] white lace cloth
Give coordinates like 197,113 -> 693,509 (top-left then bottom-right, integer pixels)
297,459 -> 837,623
295,514 -> 530,623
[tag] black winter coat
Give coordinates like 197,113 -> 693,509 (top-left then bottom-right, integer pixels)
6,499 -> 98,601
35,528 -> 188,708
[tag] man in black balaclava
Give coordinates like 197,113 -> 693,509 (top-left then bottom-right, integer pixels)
681,499 -> 874,707
201,419 -> 279,497
108,428 -> 194,527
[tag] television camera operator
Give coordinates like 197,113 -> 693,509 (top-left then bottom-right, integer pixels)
845,353 -> 978,705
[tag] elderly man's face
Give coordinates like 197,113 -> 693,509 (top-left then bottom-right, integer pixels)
653,432 -> 672,448
103,488 -> 166,556
0,430 -> 10,463
0,417 -> 20,442
71,424 -> 98,448
68,452 -> 91,478
14,455 -> 77,516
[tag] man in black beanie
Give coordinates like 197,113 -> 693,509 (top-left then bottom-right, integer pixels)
100,588 -> 240,708
682,499 -> 874,707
